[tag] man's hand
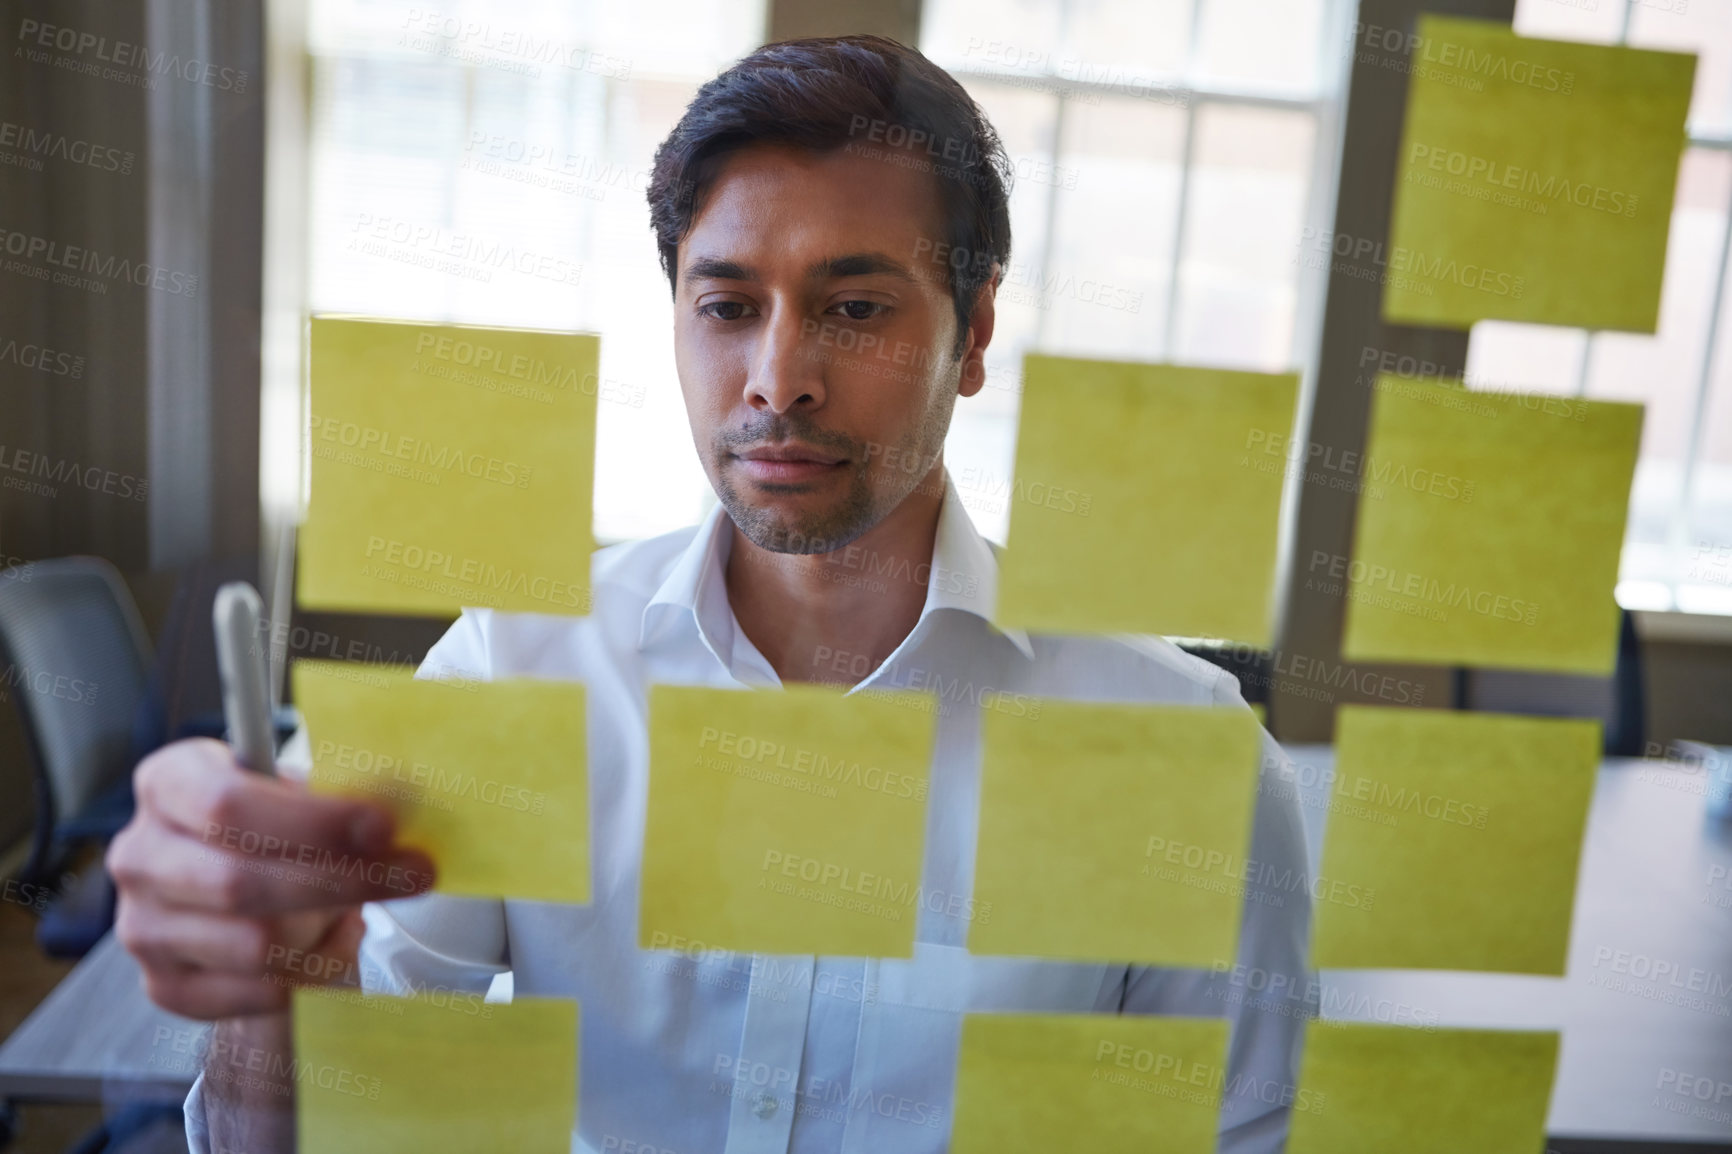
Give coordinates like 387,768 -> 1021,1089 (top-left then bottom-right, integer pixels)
107,737 -> 436,1019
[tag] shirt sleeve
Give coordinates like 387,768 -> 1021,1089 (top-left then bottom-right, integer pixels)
183,1073 -> 211,1154
1120,669 -> 1317,1154
362,608 -> 510,996
182,611 -> 509,1154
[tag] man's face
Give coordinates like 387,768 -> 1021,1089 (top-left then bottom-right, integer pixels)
672,141 -> 992,555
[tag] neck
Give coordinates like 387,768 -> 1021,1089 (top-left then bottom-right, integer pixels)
725,464 -> 946,685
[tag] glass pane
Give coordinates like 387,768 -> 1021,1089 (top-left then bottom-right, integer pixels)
593,0 -> 766,76
1064,0 -> 1193,81
1041,95 -> 1188,360
1596,148 -> 1730,598
919,0 -> 1064,73
1195,0 -> 1327,93
1518,0 -> 1732,134
959,83 -> 1063,421
922,1 -> 1329,538
1512,0 -> 1624,43
1464,322 -> 1588,396
1463,148 -> 1732,604
308,56 -> 471,318
572,77 -> 719,541
1629,0 -> 1732,134
1173,103 -> 1315,370
924,0 -> 1194,107
1586,147 -> 1730,571
312,0 -> 760,78
304,0 -> 765,541
944,84 -> 1063,541
1685,155 -> 1732,611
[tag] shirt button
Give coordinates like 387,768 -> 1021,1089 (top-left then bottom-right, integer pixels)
753,1093 -> 779,1119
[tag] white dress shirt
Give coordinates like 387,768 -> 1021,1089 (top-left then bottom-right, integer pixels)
185,474 -> 1316,1153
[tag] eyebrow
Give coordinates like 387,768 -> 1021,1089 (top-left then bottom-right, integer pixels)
684,256 -> 753,285
682,251 -> 918,287
808,252 -> 919,284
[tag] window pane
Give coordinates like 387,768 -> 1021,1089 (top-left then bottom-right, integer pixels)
571,77 -> 720,540
1195,0 -> 1326,93
1064,0 -> 1193,80
1464,322 -> 1588,396
309,57 -> 471,317
944,84 -> 1063,540
920,0 -> 1064,73
922,0 -> 1194,104
1512,0 -> 1625,44
959,84 -> 1063,419
1686,160 -> 1732,612
1464,148 -> 1732,605
927,1 -> 1331,539
312,0 -> 761,77
1629,0 -> 1732,134
1591,149 -> 1730,598
1173,103 -> 1315,369
1041,95 -> 1188,359
1518,0 -> 1732,134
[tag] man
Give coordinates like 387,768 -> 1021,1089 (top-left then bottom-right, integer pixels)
109,34 -> 1314,1154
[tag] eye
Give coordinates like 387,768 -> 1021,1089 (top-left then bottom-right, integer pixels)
699,300 -> 754,322
830,299 -> 887,322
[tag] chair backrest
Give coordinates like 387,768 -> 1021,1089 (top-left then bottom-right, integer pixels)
0,557 -> 153,842
1176,640 -> 1273,707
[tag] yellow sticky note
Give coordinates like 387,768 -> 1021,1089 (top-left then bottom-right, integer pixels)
972,703 -> 1260,967
1383,15 -> 1694,331
1312,706 -> 1598,974
299,317 -> 597,616
1286,1023 -> 1557,1154
952,1014 -> 1227,1154
641,683 -> 936,957
294,988 -> 577,1154
1340,379 -> 1642,674
295,660 -> 589,904
995,355 -> 1297,645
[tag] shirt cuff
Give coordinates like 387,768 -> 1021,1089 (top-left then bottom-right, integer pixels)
183,1070 -> 212,1154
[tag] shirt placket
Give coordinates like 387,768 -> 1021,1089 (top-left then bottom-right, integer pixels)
837,957 -> 884,1154
722,954 -> 816,1154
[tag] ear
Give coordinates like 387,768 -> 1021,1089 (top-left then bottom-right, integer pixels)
958,263 -> 999,399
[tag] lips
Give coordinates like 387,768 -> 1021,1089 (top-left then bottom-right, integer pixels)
737,445 -> 845,465
732,443 -> 847,484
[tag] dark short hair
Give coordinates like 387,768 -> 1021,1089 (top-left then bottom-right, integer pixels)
647,35 -> 1012,355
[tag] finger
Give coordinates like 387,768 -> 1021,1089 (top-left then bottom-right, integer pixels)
110,815 -> 434,915
117,901 -> 353,981
137,738 -> 399,859
314,908 -> 370,989
140,963 -> 291,1020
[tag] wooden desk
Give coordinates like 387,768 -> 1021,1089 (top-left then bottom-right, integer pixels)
1287,746 -> 1732,1148
0,931 -> 206,1104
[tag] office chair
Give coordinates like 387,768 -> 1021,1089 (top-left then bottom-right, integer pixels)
0,557 -> 154,955
1176,640 -> 1273,708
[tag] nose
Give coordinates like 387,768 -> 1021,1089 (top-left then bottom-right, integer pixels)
744,307 -> 825,414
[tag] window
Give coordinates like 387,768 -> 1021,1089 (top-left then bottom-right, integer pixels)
294,0 -> 1350,546
296,0 -> 1718,608
1465,0 -> 1732,614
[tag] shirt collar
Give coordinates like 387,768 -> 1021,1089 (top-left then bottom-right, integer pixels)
638,472 -> 1035,663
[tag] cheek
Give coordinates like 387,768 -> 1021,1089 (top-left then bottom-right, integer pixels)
675,328 -> 740,418
858,376 -> 946,470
